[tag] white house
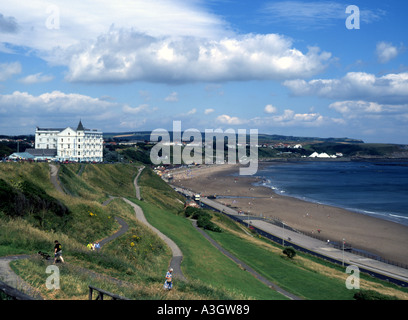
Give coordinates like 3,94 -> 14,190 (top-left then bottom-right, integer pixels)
34,121 -> 103,162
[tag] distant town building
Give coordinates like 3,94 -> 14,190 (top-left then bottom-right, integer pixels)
31,120 -> 103,162
309,152 -> 337,158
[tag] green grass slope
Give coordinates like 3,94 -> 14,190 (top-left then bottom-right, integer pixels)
1,162 -> 407,300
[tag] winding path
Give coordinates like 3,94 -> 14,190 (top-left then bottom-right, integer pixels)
121,198 -> 186,282
100,167 -> 187,281
49,163 -> 64,194
134,166 -> 144,200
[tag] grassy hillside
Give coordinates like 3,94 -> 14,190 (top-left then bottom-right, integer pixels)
1,162 -> 407,300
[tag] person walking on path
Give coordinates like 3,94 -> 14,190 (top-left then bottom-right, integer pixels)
53,240 -> 64,264
164,268 -> 173,290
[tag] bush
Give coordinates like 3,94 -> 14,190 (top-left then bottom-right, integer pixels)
353,290 -> 398,300
184,206 -> 200,218
283,247 -> 296,259
186,207 -> 222,232
185,207 -> 211,220
0,178 -> 71,231
197,215 -> 222,232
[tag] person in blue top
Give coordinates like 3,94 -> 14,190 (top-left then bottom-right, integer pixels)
164,268 -> 173,290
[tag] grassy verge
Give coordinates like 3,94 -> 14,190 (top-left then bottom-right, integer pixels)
207,213 -> 408,300
135,199 -> 287,300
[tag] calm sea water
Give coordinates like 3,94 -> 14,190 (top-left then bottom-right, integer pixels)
255,160 -> 408,227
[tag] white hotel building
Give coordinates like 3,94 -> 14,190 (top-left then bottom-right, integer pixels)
34,121 -> 103,162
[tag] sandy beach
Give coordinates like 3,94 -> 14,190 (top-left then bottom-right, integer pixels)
170,163 -> 408,266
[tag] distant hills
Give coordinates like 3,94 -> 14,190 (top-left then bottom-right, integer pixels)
104,131 -> 364,144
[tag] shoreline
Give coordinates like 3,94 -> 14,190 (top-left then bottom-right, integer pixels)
170,163 -> 408,266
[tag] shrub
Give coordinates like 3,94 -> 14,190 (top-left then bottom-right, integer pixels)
184,206 -> 199,218
197,215 -> 222,233
186,207 -> 222,232
353,290 -> 398,300
283,247 -> 296,259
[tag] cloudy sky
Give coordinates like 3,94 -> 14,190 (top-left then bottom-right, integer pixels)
0,0 -> 407,143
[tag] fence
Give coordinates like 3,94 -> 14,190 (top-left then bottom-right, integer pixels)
88,285 -> 129,300
0,280 -> 35,300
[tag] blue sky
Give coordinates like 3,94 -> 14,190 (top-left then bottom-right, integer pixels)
0,0 -> 407,143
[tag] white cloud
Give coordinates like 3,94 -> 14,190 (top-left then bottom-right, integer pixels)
1,1 -> 332,84
123,104 -> 150,115
0,61 -> 21,81
0,0 -> 227,52
329,100 -> 407,118
216,114 -> 247,125
165,92 -> 179,102
0,90 -> 118,115
215,109 -> 334,128
327,100 -> 408,142
62,30 -> 331,84
251,109 -> 338,128
0,90 -> 124,133
19,72 -> 54,84
284,72 -> 408,104
264,104 -> 278,114
120,118 -> 147,130
376,41 -> 399,63
204,108 -> 215,115
186,108 -> 197,116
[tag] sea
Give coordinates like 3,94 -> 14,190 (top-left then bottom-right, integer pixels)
255,160 -> 408,227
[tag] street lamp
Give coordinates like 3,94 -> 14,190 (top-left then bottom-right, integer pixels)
247,202 -> 251,228
342,238 -> 346,267
282,221 -> 286,247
